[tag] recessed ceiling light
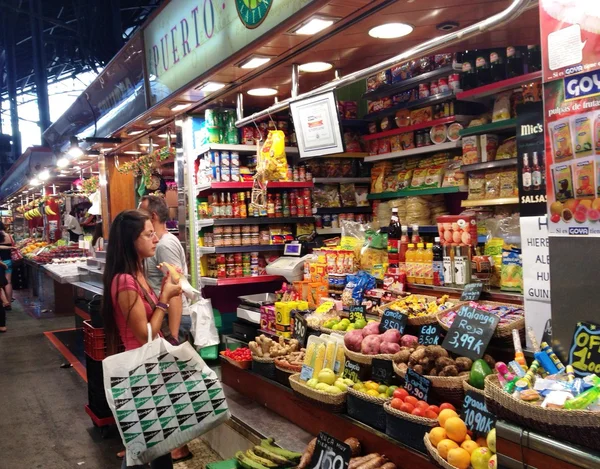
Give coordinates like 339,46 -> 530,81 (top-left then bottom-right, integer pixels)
292,16 -> 338,35
237,55 -> 272,69
127,129 -> 144,136
124,151 -> 142,155
247,88 -> 277,97
196,82 -> 226,93
369,23 -> 413,39
38,170 -> 50,181
299,62 -> 333,73
29,178 -> 40,186
146,117 -> 165,125
169,102 -> 192,112
57,157 -> 69,168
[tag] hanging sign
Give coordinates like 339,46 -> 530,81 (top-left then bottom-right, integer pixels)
460,283 -> 484,301
309,432 -> 352,469
418,324 -> 443,346
568,321 -> 600,377
442,305 -> 499,361
461,391 -> 496,436
379,309 -> 408,334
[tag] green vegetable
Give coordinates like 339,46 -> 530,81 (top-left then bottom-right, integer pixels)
260,439 -> 302,462
469,359 -> 493,390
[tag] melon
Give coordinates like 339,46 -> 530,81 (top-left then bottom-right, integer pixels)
562,208 -> 573,222
564,199 -> 580,212
574,209 -> 587,223
588,209 -> 600,222
579,199 -> 593,210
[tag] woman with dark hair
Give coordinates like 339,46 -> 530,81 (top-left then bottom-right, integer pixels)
101,210 -> 181,469
91,222 -> 104,250
0,222 -> 15,309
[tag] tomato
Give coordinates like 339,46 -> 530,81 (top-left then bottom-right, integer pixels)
399,403 -> 415,414
404,396 -> 418,407
393,388 -> 409,400
416,400 -> 429,410
428,405 -> 440,414
424,409 -> 438,419
391,398 -> 404,410
411,407 -> 425,417
440,402 -> 456,412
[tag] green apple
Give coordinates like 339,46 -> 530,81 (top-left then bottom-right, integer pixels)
341,318 -> 351,325
346,324 -> 356,331
315,382 -> 329,391
334,382 -> 348,392
317,368 -> 336,385
343,378 -> 355,386
355,319 -> 367,329
377,384 -> 388,394
386,385 -> 398,397
306,378 -> 319,388
326,385 -> 342,394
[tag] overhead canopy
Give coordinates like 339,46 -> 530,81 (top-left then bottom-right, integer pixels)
0,146 -> 54,201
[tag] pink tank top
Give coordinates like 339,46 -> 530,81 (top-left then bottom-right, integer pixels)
111,274 -> 159,351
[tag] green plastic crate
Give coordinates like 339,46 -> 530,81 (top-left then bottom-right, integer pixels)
206,458 -> 238,469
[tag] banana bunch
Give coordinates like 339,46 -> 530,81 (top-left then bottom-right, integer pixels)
44,205 -> 57,216
236,439 -> 302,469
24,208 -> 42,219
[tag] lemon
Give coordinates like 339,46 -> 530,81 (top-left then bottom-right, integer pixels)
377,384 -> 388,394
365,382 -> 379,391
366,389 -> 380,397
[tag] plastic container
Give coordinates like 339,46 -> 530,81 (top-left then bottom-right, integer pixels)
301,336 -> 327,381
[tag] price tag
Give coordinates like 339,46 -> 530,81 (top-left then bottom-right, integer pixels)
460,282 -> 484,301
308,432 -> 351,469
379,309 -> 408,334
342,360 -> 361,383
371,358 -> 394,385
349,305 -> 366,323
293,311 -> 308,347
461,391 -> 496,436
442,305 -> 499,361
404,367 -> 431,402
300,365 -> 314,381
568,321 -> 600,377
418,324 -> 443,346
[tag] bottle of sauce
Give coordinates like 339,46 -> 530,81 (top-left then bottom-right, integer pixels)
219,193 -> 226,218
475,49 -> 491,87
460,50 -> 477,90
387,208 -> 402,258
411,224 -> 421,244
414,243 -> 425,285
282,191 -> 290,217
443,244 -> 454,287
532,152 -> 542,191
522,153 -> 532,192
399,225 -> 410,273
303,189 -> 312,214
267,194 -> 275,218
506,46 -> 523,78
432,237 -> 444,286
290,191 -> 298,217
406,244 -> 416,284
239,192 -> 247,218
275,193 -> 283,218
526,45 -> 541,73
424,243 -> 434,285
490,48 -> 506,82
248,195 -> 255,217
211,193 -> 220,218
232,193 -> 240,218
225,193 -> 233,218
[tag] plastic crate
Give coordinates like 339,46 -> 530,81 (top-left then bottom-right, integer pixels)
83,320 -> 107,360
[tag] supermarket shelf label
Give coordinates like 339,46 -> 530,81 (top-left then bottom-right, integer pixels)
460,282 -> 483,301
404,368 -> 431,402
349,305 -> 366,323
343,360 -> 362,383
461,391 -> 496,436
293,311 -> 308,347
379,309 -> 408,334
418,324 -> 443,346
568,321 -> 600,378
309,432 -> 351,469
442,305 -> 499,360
371,358 -> 394,386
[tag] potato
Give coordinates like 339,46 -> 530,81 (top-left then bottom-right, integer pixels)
439,365 -> 459,376
483,354 -> 496,370
396,362 -> 408,374
435,357 -> 455,370
455,357 -> 473,372
409,348 -> 426,365
393,348 -> 411,364
412,365 -> 424,374
427,345 -> 448,359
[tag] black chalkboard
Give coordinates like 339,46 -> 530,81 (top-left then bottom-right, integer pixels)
461,391 -> 496,436
418,324 -> 443,346
371,358 -> 394,385
342,360 -> 362,383
568,321 -> 600,378
293,311 -> 308,347
441,305 -> 499,361
309,432 -> 352,469
460,282 -> 483,301
349,305 -> 366,323
379,309 -> 408,334
404,367 -> 431,401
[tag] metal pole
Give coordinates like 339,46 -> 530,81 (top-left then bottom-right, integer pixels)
236,93 -> 244,122
291,63 -> 300,99
2,4 -> 21,160
235,0 -> 534,128
29,0 -> 52,133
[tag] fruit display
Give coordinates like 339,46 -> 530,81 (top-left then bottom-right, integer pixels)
236,438 -> 302,469
322,317 -> 367,332
344,321 -> 419,356
468,359 -> 493,390
274,350 -> 306,372
389,387 -> 456,419
32,245 -> 88,264
378,294 -> 456,322
305,370 -> 355,395
21,241 -> 48,256
249,335 -> 301,359
426,414 -> 497,469
353,380 -> 398,400
302,334 -> 345,380
297,436 -> 395,469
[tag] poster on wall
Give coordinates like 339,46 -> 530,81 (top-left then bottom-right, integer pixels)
544,73 -> 600,236
540,0 -> 600,82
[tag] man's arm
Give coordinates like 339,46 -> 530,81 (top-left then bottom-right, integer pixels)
155,239 -> 185,339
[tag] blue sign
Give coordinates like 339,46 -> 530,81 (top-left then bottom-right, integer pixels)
564,70 -> 600,100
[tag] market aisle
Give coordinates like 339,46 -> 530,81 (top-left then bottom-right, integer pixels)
0,293 -> 122,469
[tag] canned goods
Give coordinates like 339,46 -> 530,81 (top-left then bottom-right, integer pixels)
448,74 -> 460,93
323,214 -> 332,227
225,254 -> 235,263
234,264 -> 243,277
242,253 -> 251,262
418,83 -> 430,99
217,264 -> 227,278
251,252 -> 259,259
226,264 -> 236,278
243,266 -> 251,277
223,226 -> 232,234
232,233 -> 241,246
251,234 -> 259,244
430,81 -> 439,95
203,232 -> 214,247
314,215 -> 323,228
438,77 -> 449,93
220,151 -> 230,167
331,214 -> 339,228
214,226 -> 224,235
250,265 -> 259,277
298,166 -> 306,182
234,253 -> 243,263
216,254 -> 226,263
251,225 -> 260,233
213,234 -> 223,247
231,152 -> 240,167
241,225 -> 251,234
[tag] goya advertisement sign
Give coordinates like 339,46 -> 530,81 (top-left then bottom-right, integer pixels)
144,0 -> 315,105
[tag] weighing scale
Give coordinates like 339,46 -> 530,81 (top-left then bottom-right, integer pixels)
265,242 -> 314,282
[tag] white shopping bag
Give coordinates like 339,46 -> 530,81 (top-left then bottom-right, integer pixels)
103,325 -> 230,466
190,297 -> 220,349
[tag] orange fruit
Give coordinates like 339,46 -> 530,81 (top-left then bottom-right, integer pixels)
475,436 -> 488,448
447,447 -> 471,469
464,434 -> 472,441
460,439 -> 480,454
445,417 -> 468,443
437,439 -> 459,460
438,408 -> 459,428
429,427 -> 447,447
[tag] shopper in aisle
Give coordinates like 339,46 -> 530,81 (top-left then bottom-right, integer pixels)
92,222 -> 104,250
139,195 -> 194,464
0,222 -> 15,308
63,208 -> 83,243
101,209 -> 181,469
0,260 -> 8,331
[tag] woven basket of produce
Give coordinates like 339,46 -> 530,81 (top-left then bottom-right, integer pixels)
384,402 -> 437,454
484,375 -> 600,451
274,352 -> 304,388
249,335 -> 302,381
344,347 -> 395,366
423,433 -> 457,469
379,294 -> 457,326
220,354 -> 251,370
462,379 -> 485,398
252,356 -> 276,380
319,326 -> 347,335
346,387 -> 390,431
289,373 -> 347,412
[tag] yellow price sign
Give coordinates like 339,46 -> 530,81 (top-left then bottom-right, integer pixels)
569,322 -> 600,377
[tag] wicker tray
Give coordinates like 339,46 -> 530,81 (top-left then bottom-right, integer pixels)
378,294 -> 450,326
274,365 -> 296,388
393,361 -> 467,408
252,356 -> 276,380
462,379 -> 485,398
219,354 -> 251,370
423,433 -> 456,469
344,346 -> 395,365
319,326 -> 347,335
346,387 -> 390,431
484,374 -> 600,451
385,402 -> 437,453
289,373 -> 347,412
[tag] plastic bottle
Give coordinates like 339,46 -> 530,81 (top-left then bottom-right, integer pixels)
267,194 -> 275,218
239,192 -> 247,218
432,237 -> 444,286
275,193 -> 283,218
424,243 -> 434,285
399,225 -> 410,273
406,244 -> 416,283
443,244 -> 454,286
232,193 -> 240,218
411,224 -> 421,244
225,193 -> 232,218
414,243 -> 425,284
564,376 -> 600,410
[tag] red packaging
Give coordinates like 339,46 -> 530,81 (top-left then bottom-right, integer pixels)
430,81 -> 439,95
369,139 -> 379,155
418,83 -> 430,99
448,74 -> 460,93
242,127 -> 255,144
378,138 -> 391,154
438,77 -> 449,93
343,101 -> 358,119
436,214 -> 478,246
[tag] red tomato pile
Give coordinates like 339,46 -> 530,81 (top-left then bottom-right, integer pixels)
222,347 -> 252,362
390,388 -> 456,419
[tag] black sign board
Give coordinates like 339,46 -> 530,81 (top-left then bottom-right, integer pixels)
442,305 -> 500,361
379,309 -> 408,334
460,283 -> 483,301
309,432 -> 352,469
293,311 -> 308,347
404,367 -> 431,402
342,360 -> 362,383
371,358 -> 394,385
461,391 -> 496,436
349,305 -> 366,323
568,321 -> 600,378
418,324 -> 443,346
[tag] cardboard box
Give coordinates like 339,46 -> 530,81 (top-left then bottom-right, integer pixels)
462,136 -> 480,165
480,134 -> 499,162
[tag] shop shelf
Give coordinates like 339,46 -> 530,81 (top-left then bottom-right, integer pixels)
380,225 -> 439,234
460,158 -> 518,172
362,66 -> 455,100
406,283 -> 523,303
368,186 -> 464,200
456,71 -> 543,102
313,177 -> 370,184
340,119 -> 370,128
315,206 -> 372,214
201,275 -> 284,286
196,219 -> 215,229
304,152 -> 369,159
212,245 -> 286,254
198,246 -> 216,255
461,197 -> 519,207
362,116 -> 459,142
210,217 -> 315,226
364,92 -> 456,121
459,119 -> 517,137
196,143 -> 299,155
316,228 -> 342,235
364,140 -> 462,163
197,181 -> 314,192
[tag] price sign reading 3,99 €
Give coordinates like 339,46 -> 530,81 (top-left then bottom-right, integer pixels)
442,305 -> 499,361
309,432 -> 352,469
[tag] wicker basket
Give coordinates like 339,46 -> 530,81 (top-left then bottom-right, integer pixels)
378,294 -> 448,326
393,361 -> 467,408
462,379 -> 485,398
423,433 -> 456,469
384,402 -> 437,454
289,373 -> 347,412
219,354 -> 251,370
252,356 -> 276,380
274,359 -> 301,388
319,326 -> 347,335
344,346 -> 395,365
346,387 -> 390,431
484,374 -> 600,451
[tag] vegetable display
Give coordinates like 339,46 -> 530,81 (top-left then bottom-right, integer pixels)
249,335 -> 301,358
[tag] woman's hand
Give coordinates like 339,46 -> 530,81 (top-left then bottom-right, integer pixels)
159,271 -> 182,302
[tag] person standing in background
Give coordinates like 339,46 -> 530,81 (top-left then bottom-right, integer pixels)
0,222 -> 15,309
63,208 -> 83,243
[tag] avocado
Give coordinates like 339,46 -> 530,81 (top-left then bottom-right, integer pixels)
469,359 -> 493,389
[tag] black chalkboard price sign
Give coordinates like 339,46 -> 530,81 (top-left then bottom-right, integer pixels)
460,282 -> 483,301
404,367 -> 431,401
418,324 -> 443,346
309,432 -> 352,469
441,305 -> 499,361
461,391 -> 496,435
379,309 -> 408,334
342,360 -> 361,383
371,358 -> 394,385
293,311 -> 308,347
349,305 -> 366,323
568,321 -> 600,377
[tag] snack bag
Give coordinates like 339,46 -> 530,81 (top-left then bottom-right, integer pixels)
501,245 -> 523,293
260,130 -> 288,181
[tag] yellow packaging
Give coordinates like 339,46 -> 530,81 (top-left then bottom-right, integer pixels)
275,302 -> 292,338
573,114 -> 593,158
260,130 -> 288,181
550,118 -> 574,162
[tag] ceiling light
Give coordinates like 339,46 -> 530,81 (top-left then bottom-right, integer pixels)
292,16 -> 338,35
146,117 -> 165,125
247,88 -> 277,97
57,157 -> 69,168
127,129 -> 144,136
237,55 -> 272,69
139,143 -> 159,147
68,137 -> 84,158
124,151 -> 142,155
169,102 -> 192,112
369,23 -> 413,39
299,62 -> 333,73
29,178 -> 40,186
197,82 -> 226,93
157,133 -> 176,139
38,170 -> 50,181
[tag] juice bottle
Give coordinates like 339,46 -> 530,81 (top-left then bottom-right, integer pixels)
406,244 -> 416,283
414,243 -> 425,284
424,243 -> 434,285
398,225 -> 410,273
